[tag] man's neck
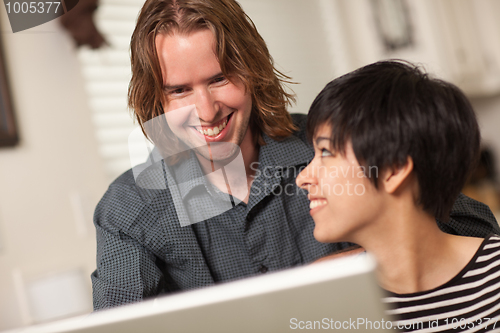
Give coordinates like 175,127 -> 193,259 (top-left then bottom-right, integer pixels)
196,127 -> 259,204
232,126 -> 259,203
240,127 -> 259,183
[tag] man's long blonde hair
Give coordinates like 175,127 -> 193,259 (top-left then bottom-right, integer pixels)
128,0 -> 297,163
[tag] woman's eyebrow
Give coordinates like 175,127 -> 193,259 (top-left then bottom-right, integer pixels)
315,137 -> 330,146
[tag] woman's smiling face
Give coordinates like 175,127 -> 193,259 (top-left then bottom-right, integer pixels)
296,124 -> 384,243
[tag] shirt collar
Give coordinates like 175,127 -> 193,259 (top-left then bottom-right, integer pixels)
259,132 -> 314,169
169,131 -> 313,200
170,150 -> 212,200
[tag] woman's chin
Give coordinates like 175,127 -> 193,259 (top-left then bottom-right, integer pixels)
313,228 -> 337,243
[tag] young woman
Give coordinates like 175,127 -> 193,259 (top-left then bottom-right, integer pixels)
296,61 -> 500,332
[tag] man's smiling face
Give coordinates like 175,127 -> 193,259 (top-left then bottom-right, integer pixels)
155,29 -> 253,162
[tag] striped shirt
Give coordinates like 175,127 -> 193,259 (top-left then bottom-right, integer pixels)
383,234 -> 500,332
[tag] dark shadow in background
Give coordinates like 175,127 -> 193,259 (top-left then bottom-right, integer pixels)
0,33 -> 18,147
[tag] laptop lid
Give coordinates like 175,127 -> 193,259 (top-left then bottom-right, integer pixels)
2,254 -> 392,333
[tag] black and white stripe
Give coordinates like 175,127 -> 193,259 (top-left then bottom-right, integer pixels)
382,235 -> 500,332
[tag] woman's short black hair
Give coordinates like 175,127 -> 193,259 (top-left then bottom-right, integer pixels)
307,60 -> 480,222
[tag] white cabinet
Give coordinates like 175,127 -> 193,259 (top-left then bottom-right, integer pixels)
433,0 -> 500,96
325,0 -> 500,97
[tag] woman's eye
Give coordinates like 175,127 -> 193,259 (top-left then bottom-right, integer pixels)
320,148 -> 333,157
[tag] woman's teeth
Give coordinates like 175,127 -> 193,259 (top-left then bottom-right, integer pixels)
310,200 -> 327,209
197,119 -> 228,137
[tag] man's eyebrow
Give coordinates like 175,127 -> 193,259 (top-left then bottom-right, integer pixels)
315,137 -> 331,146
163,84 -> 186,91
208,72 -> 225,81
163,72 -> 225,91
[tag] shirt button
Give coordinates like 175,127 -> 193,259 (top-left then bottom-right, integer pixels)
258,265 -> 268,274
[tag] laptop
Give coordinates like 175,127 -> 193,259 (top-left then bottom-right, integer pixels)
2,254 -> 392,333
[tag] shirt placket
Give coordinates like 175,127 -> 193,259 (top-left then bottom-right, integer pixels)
244,164 -> 284,274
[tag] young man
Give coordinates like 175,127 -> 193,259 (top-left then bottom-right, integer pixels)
296,61 -> 500,331
91,0 -> 499,310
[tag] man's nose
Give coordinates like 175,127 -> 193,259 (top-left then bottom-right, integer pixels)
195,88 -> 219,123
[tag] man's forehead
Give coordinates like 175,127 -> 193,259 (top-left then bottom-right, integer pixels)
155,28 -> 216,49
155,29 -> 221,84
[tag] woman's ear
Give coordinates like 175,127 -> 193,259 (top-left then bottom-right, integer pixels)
381,157 -> 414,194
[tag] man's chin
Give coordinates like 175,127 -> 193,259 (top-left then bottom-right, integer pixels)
194,142 -> 240,165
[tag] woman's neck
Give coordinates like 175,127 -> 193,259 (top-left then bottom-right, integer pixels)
352,201 -> 482,294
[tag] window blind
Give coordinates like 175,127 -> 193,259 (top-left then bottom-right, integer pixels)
77,0 -> 145,180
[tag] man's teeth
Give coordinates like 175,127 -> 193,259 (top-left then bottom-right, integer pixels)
197,119 -> 227,137
310,200 -> 327,209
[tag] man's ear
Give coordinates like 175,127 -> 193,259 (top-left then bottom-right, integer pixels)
381,157 -> 414,194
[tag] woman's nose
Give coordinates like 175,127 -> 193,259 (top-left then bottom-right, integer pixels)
296,160 -> 318,191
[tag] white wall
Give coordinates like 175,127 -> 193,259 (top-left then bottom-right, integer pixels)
240,0 -> 500,177
238,0 -> 338,114
0,6 -> 108,330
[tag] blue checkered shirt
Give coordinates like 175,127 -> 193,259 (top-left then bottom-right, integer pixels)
91,114 -> 500,310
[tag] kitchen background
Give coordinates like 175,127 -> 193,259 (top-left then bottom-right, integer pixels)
1,0 -> 500,330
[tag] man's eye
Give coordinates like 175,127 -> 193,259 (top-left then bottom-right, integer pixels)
170,88 -> 185,95
212,76 -> 227,84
